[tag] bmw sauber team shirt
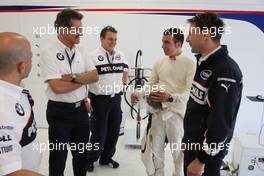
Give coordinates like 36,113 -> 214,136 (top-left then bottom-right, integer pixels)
0,80 -> 41,175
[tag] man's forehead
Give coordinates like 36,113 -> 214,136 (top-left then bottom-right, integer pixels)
70,19 -> 82,26
105,31 -> 117,37
162,35 -> 173,41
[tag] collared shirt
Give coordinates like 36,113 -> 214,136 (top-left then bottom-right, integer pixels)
198,46 -> 221,65
0,80 -> 41,175
40,38 -> 96,103
89,46 -> 129,95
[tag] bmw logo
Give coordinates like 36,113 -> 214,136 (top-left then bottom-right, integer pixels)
56,53 -> 64,61
98,55 -> 104,61
115,55 -> 121,60
15,103 -> 25,116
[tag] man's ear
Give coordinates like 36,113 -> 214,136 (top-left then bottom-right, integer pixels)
203,32 -> 211,41
17,61 -> 26,75
175,42 -> 182,48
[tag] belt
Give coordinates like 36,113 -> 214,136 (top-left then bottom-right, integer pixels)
48,100 -> 85,109
89,92 -> 122,98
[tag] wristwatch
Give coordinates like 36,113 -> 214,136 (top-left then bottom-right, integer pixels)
71,73 -> 77,82
167,95 -> 174,102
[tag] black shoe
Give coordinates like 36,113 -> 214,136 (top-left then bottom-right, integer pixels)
99,159 -> 119,168
87,162 -> 94,172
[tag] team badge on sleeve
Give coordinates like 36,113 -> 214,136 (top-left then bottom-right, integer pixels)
15,103 -> 25,116
56,53 -> 64,61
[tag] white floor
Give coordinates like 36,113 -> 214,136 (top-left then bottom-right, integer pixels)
37,128 -> 174,176
37,128 -> 231,176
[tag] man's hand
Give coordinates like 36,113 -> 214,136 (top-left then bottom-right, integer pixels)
131,93 -> 139,105
187,158 -> 205,176
180,143 -> 186,153
61,74 -> 73,82
84,99 -> 93,113
149,91 -> 170,102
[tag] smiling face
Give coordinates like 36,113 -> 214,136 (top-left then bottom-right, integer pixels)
101,31 -> 117,53
67,19 -> 83,45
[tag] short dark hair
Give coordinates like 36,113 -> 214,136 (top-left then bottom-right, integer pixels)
163,27 -> 184,45
100,25 -> 117,38
54,8 -> 83,29
187,12 -> 224,42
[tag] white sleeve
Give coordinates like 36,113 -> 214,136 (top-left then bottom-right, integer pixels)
122,53 -> 129,72
0,112 -> 23,175
39,49 -> 62,82
84,52 -> 96,72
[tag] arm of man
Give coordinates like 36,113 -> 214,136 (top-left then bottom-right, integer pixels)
150,60 -> 196,103
47,79 -> 82,94
138,59 -> 160,97
131,59 -> 160,104
122,71 -> 129,85
72,69 -> 98,84
122,60 -> 129,85
40,49 -> 81,94
72,50 -> 99,85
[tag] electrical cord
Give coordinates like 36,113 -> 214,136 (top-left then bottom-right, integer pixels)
124,77 -> 149,120
123,49 -> 152,140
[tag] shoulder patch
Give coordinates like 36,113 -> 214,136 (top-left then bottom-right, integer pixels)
15,103 -> 25,116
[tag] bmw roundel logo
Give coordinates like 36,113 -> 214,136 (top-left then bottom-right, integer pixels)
15,103 -> 25,116
115,55 -> 121,60
56,53 -> 64,61
98,55 -> 104,61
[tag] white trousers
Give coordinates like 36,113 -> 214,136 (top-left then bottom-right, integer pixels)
150,112 -> 184,176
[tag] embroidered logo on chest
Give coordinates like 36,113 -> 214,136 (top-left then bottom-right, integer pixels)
200,70 -> 212,80
98,55 -> 104,61
56,53 -> 64,61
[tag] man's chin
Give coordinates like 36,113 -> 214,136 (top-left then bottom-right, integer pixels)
163,51 -> 169,56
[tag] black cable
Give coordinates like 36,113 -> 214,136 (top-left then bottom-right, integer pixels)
135,50 -> 142,76
123,77 -> 149,120
122,49 -> 150,140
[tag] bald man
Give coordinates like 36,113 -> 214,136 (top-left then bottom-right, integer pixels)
0,32 -> 43,176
